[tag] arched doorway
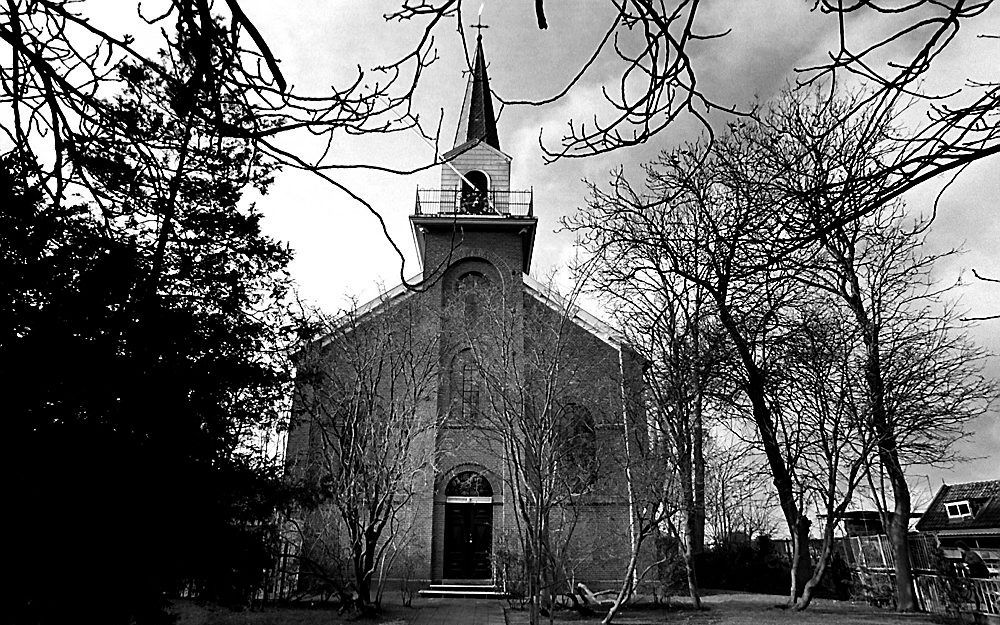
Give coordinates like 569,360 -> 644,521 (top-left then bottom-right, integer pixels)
443,471 -> 493,579
460,170 -> 490,214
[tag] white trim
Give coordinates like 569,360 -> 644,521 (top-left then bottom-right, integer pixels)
464,168 -> 491,191
936,528 -> 1000,537
446,496 -> 493,504
311,274 -> 422,353
444,137 -> 513,162
521,273 -> 627,349
946,499 -> 973,519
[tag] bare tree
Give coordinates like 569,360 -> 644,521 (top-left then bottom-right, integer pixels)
1,1 -> 451,287
761,88 -> 997,611
704,440 -> 779,546
458,276 -> 634,625
291,294 -> 441,613
571,130 -> 820,602
766,304 -> 875,610
575,237 -> 736,609
600,422 -> 679,624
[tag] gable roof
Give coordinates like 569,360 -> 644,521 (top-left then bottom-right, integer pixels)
916,479 -> 1000,533
441,136 -> 512,163
521,273 -> 628,351
292,275 -> 420,360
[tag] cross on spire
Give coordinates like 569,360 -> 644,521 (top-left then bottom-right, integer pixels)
470,20 -> 489,37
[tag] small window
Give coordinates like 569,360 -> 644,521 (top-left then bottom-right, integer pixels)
946,500 -> 973,519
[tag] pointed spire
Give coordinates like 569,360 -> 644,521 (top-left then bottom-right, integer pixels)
455,33 -> 500,151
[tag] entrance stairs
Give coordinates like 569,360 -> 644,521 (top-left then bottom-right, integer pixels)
418,580 -> 507,599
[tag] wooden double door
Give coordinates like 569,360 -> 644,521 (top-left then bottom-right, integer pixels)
443,502 -> 492,579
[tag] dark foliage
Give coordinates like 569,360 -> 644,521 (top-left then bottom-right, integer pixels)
694,536 -> 851,600
695,537 -> 791,596
1,65 -> 292,622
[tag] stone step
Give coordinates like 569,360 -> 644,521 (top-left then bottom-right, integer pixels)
418,584 -> 507,599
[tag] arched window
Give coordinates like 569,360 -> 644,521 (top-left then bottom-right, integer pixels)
558,402 -> 598,494
461,170 -> 490,214
445,471 -> 493,497
451,350 -> 482,422
455,271 -> 488,320
461,359 -> 481,420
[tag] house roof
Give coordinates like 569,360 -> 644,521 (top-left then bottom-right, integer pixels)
291,275 -> 420,360
441,136 -> 511,163
916,479 -> 1000,533
453,34 -> 500,152
521,273 -> 628,351
297,273 -> 633,363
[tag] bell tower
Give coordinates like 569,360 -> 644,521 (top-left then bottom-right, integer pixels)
410,32 -> 537,278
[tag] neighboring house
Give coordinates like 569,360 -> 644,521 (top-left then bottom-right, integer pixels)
284,34 -> 647,593
916,480 -> 1000,577
828,510 -> 923,537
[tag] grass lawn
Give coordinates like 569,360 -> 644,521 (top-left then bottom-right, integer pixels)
171,592 -> 940,625
170,600 -> 407,625
506,593 -> 941,625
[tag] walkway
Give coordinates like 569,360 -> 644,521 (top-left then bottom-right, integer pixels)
405,598 -> 506,625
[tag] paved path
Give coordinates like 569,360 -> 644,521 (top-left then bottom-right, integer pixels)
404,598 -> 506,625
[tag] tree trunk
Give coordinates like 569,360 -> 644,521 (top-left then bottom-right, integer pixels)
860,318 -> 918,612
715,303 -> 813,600
602,530 -> 645,624
793,517 -> 813,600
841,249 -> 919,612
691,313 -> 706,555
794,524 -> 836,611
888,474 -> 917,611
691,385 -> 706,555
683,545 -> 702,610
680,462 -> 702,607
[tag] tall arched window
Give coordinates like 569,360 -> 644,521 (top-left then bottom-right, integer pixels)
461,170 -> 490,214
461,360 -> 481,420
455,271 -> 488,320
451,350 -> 482,422
558,402 -> 598,494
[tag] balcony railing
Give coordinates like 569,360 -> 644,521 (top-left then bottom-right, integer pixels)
414,188 -> 533,217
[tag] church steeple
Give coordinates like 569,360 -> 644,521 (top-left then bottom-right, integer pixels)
411,31 -> 536,275
454,34 -> 500,151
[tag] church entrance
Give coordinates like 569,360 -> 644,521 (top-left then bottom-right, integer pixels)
443,471 -> 493,579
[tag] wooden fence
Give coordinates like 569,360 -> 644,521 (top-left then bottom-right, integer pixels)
914,575 -> 1000,617
838,534 -> 1000,619
838,534 -> 937,572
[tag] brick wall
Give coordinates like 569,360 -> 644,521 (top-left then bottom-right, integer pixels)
284,197 -> 650,592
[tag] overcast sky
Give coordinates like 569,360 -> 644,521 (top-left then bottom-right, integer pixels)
91,1 -> 999,500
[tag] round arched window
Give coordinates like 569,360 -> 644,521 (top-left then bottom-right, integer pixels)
455,271 -> 488,320
445,471 -> 493,497
461,170 -> 490,214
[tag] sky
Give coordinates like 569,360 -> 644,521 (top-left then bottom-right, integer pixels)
89,1 -> 1000,503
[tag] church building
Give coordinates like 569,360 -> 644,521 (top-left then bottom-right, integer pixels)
284,34 -> 646,597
